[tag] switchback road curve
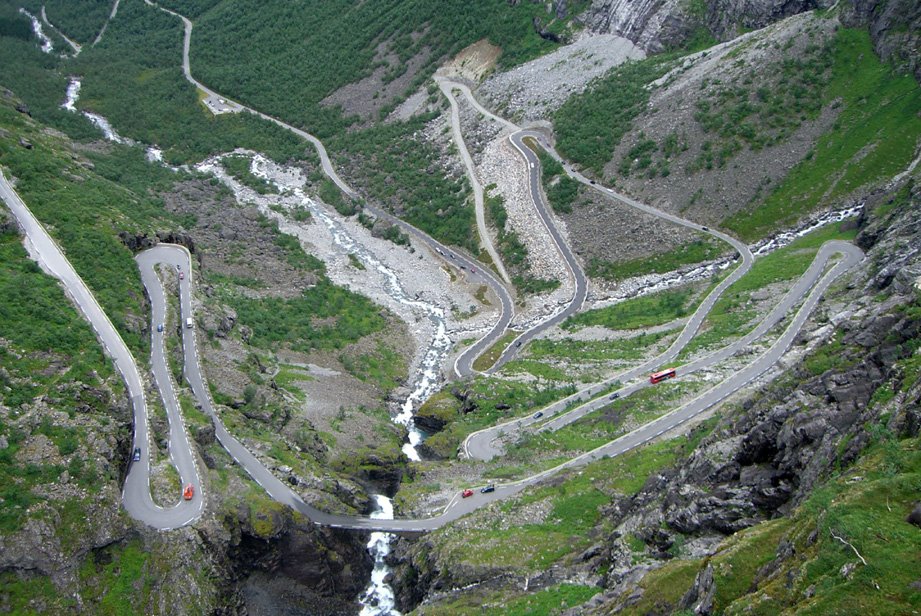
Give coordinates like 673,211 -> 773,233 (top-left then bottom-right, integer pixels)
1,171 -> 201,530
3,134 -> 863,534
142,240 -> 861,531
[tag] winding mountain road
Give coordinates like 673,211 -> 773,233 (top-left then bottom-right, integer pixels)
0,171 -> 202,531
9,6 -> 867,533
147,239 -> 861,531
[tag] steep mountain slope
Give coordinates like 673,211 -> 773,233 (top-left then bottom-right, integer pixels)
388,161 -> 921,616
553,11 -> 921,247
581,0 -> 830,52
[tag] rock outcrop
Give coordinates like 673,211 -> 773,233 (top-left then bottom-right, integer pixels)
580,0 -> 832,52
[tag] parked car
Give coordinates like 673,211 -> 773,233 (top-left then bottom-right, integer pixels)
183,483 -> 195,500
462,489 -> 474,498
133,447 -> 141,462
609,392 -> 619,400
533,411 -> 543,419
481,484 -> 495,494
157,323 -> 164,332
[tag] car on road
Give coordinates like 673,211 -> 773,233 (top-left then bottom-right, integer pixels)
470,268 -> 476,274
609,392 -> 619,400
183,483 -> 194,500
462,489 -> 474,498
185,317 -> 194,329
589,180 -> 596,184
157,323 -> 164,332
533,411 -> 543,419
133,447 -> 141,462
178,271 -> 184,280
481,484 -> 495,494
702,226 -> 709,231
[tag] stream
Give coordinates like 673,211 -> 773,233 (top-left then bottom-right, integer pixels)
19,8 -> 53,54
50,72 -> 864,615
198,153 -> 454,615
358,495 -> 402,616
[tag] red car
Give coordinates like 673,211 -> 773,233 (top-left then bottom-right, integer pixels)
462,489 -> 474,498
183,483 -> 195,500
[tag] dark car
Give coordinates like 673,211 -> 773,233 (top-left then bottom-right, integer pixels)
157,323 -> 164,333
609,392 -> 619,400
533,411 -> 543,419
481,484 -> 495,494
702,226 -> 710,231
133,447 -> 141,462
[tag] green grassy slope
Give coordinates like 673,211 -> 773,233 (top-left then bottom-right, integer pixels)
188,0 -> 586,137
19,0 -> 112,44
721,27 -> 921,240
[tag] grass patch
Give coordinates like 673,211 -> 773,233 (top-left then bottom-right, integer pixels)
554,54 -> 678,176
221,154 -> 276,194
339,343 -> 407,392
421,377 -> 577,459
220,280 -> 387,352
563,287 -> 696,331
680,223 -> 856,358
587,236 -> 724,282
472,330 -> 520,372
524,331 -> 671,363
722,28 -> 921,240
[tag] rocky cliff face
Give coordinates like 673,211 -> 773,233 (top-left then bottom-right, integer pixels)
580,0 -> 831,51
842,0 -> 921,84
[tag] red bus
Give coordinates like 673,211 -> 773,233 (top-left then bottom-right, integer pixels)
649,368 -> 676,384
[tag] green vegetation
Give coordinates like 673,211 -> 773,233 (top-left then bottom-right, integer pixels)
421,378 -> 578,459
628,435 -> 921,614
423,583 -> 599,615
472,331 -> 520,372
258,215 -> 326,272
524,330 -> 671,363
220,154 -> 276,194
0,225 -> 116,535
502,379 -> 707,462
554,55 -> 678,176
60,0 -> 312,163
331,115 -> 475,249
488,200 -> 564,293
587,236 -> 724,281
680,223 -> 857,358
534,146 -> 581,214
0,100 -> 181,357
563,287 -> 696,331
20,0 -> 112,44
686,37 -> 834,174
723,28 -> 921,240
340,343 -> 407,392
220,281 -> 386,352
423,423 -> 717,573
189,0 -> 586,138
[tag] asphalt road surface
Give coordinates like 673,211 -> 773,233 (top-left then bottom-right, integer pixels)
148,240 -> 860,531
10,8 -> 867,532
1,171 -> 201,530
